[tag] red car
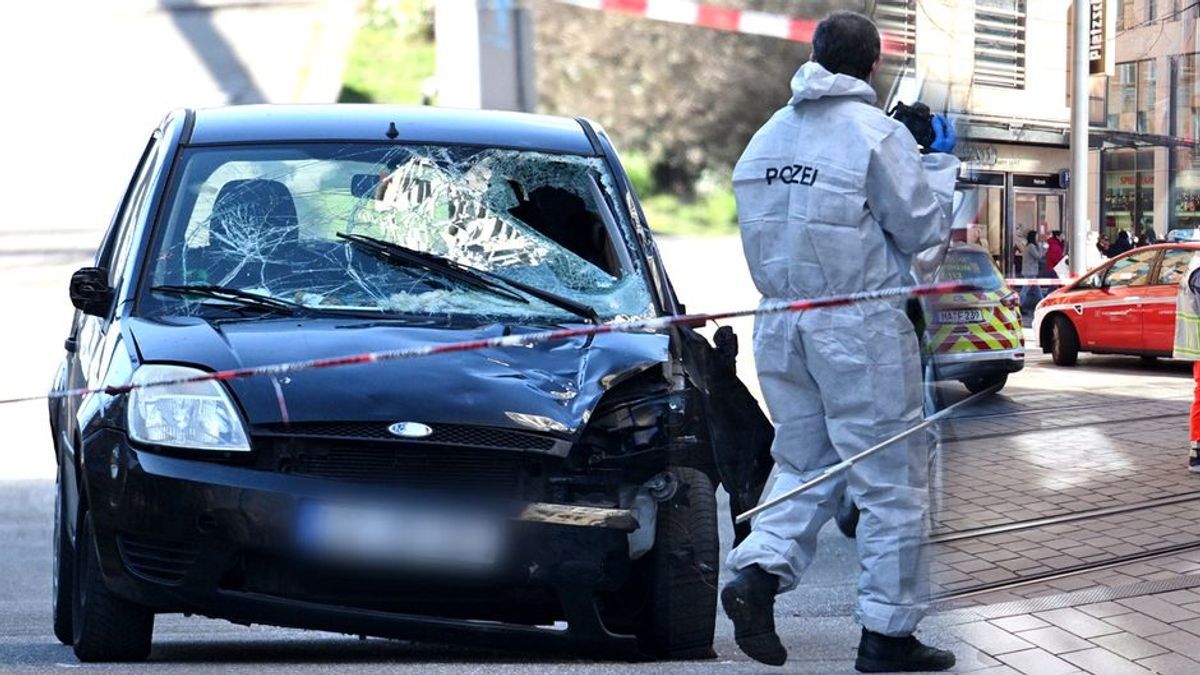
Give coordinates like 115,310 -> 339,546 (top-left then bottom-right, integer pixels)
1032,243 -> 1200,365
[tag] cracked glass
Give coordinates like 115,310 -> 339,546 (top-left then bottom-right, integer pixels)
141,143 -> 654,322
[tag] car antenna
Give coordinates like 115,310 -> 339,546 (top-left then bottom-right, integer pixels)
385,122 -> 399,140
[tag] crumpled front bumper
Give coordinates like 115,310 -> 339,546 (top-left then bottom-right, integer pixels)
80,427 -> 646,655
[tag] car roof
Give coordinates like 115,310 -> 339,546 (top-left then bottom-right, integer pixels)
182,105 -> 600,155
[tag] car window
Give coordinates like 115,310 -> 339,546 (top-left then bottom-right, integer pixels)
109,137 -> 163,289
1103,249 -> 1157,288
142,143 -> 654,322
96,136 -> 158,274
1158,249 -> 1197,286
936,247 -> 1004,291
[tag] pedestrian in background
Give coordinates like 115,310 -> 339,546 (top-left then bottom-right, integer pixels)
1172,252 -> 1200,474
1020,230 -> 1045,313
721,10 -> 958,672
1108,230 -> 1133,257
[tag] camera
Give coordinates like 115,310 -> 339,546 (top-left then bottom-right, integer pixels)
888,101 -> 935,152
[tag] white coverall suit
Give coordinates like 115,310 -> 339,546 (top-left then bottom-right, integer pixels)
726,62 -> 959,637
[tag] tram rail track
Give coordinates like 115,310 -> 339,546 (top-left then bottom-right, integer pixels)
930,490 -> 1200,543
934,539 -> 1200,602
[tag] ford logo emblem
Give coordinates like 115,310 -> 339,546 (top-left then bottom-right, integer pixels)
387,422 -> 433,438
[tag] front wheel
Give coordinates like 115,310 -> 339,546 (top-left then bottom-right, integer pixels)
641,466 -> 719,660
1050,315 -> 1079,367
961,373 -> 1008,395
71,512 -> 154,662
51,465 -> 73,645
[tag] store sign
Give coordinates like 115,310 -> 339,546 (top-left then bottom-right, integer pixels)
957,144 -> 998,166
1089,0 -> 1105,76
1115,174 -> 1154,187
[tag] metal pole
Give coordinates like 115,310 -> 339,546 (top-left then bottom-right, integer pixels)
1070,0 -> 1090,276
734,385 -> 1000,525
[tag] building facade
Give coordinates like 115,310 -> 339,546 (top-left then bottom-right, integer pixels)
1093,1 -> 1200,245
879,0 -> 1074,277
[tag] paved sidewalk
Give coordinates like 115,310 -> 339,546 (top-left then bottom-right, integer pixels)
938,575 -> 1200,674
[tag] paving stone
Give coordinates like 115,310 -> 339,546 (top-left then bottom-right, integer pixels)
1034,608 -> 1123,639
953,622 -> 1034,656
1060,647 -> 1152,674
996,647 -> 1080,675
1012,626 -> 1093,654
1091,632 -> 1170,661
1146,628 -> 1200,656
1078,602 -> 1131,619
991,615 -> 1051,633
1135,652 -> 1200,675
1117,596 -> 1200,624
1104,612 -> 1177,638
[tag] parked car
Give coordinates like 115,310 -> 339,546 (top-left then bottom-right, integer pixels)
1032,242 -> 1200,365
923,243 -> 1024,393
48,105 -> 775,662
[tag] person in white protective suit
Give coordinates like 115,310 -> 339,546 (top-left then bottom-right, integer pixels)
719,12 -> 960,672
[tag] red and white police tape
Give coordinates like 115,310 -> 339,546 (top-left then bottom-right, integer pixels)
1004,278 -> 1073,287
552,0 -> 907,52
555,0 -> 817,41
1,281 -> 976,406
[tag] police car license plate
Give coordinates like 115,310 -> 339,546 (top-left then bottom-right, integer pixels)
296,501 -> 503,568
936,309 -> 984,324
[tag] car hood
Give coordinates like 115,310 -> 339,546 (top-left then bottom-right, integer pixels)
125,317 -> 670,437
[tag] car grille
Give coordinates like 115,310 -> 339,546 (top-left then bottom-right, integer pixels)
117,533 -> 199,584
257,421 -> 559,452
262,438 -> 550,498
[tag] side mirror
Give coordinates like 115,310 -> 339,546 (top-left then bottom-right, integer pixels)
69,267 -> 113,317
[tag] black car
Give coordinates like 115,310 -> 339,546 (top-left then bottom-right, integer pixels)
48,105 -> 772,662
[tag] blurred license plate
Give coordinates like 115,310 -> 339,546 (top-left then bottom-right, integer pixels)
296,501 -> 502,568
936,309 -> 984,324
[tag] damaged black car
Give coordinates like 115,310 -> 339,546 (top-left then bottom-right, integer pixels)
48,106 -> 773,662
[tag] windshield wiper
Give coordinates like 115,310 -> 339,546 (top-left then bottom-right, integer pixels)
337,232 -> 601,324
150,284 -> 309,316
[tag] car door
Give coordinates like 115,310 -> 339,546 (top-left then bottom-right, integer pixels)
1088,249 -> 1158,352
1142,248 -> 1198,354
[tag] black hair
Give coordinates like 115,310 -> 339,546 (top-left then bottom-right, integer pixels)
812,11 -> 881,81
1026,230 -> 1038,245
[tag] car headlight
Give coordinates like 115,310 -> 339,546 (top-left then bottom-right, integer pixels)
127,365 -> 251,451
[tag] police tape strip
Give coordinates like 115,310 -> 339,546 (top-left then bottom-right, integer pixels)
0,281 -> 977,406
1004,278 -> 1073,287
554,0 -> 818,42
552,0 -> 907,52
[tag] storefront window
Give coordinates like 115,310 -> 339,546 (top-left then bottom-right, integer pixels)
1137,59 -> 1164,135
1173,146 -> 1200,235
1176,54 -> 1200,142
1109,62 -> 1137,131
1103,149 -> 1156,240
964,185 -> 1003,266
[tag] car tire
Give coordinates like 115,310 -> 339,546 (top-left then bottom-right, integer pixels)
1050,316 -> 1079,367
71,511 -> 153,662
52,464 -> 74,646
641,466 -> 719,660
1141,355 -> 1159,364
961,373 -> 1008,395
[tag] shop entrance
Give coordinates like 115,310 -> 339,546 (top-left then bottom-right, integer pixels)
961,172 -> 1068,278
1010,175 -> 1067,278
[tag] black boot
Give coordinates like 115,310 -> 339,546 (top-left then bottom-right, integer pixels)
720,565 -> 786,666
855,628 -> 956,672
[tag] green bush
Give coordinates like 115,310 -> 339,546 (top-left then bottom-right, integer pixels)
338,0 -> 435,104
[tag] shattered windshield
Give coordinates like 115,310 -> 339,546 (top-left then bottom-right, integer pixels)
140,143 -> 654,322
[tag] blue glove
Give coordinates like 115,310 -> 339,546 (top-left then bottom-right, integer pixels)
930,114 -> 956,154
